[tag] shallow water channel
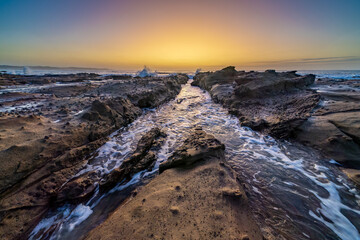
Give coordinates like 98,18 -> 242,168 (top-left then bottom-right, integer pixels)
30,80 -> 360,240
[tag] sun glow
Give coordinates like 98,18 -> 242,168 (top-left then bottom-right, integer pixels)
112,29 -> 238,68
1,0 -> 359,70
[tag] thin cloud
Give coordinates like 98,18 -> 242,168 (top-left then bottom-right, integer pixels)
248,56 -> 360,65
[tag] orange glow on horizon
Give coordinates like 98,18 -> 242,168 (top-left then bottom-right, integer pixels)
1,0 -> 359,70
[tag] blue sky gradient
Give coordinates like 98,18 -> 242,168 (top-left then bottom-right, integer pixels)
1,0 -> 359,70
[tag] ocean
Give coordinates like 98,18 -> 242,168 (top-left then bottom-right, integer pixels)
1,66 -> 359,80
297,70 -> 360,80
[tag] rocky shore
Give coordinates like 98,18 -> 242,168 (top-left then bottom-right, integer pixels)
85,129 -> 263,240
295,77 -> 360,186
0,72 -> 102,86
1,69 -> 359,239
0,73 -> 188,239
192,67 -> 360,186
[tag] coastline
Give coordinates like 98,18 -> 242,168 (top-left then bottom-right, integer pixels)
0,69 -> 359,239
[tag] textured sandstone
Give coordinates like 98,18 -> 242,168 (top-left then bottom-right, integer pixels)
0,74 -> 188,239
85,130 -> 263,240
192,66 -> 319,138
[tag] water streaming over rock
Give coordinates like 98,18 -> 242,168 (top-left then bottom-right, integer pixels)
30,80 -> 360,240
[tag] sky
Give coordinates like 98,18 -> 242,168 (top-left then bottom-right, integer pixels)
0,0 -> 360,71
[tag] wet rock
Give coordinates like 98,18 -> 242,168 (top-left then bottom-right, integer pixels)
127,75 -> 189,108
295,78 -> 360,171
82,98 -> 141,124
0,73 -> 190,239
53,128 -> 165,203
233,74 -> 315,98
291,76 -> 360,176
100,127 -> 166,191
192,67 -> 319,138
85,130 -> 263,240
82,98 -> 141,141
91,74 -> 188,109
54,171 -> 100,204
159,129 -> 225,173
294,104 -> 360,169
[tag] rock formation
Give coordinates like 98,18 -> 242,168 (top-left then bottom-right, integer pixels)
55,127 -> 166,204
192,67 -> 319,138
85,129 -> 263,240
192,67 -> 360,186
293,77 -> 360,185
0,73 -> 188,239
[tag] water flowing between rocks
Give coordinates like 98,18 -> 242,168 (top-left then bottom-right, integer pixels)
30,80 -> 360,240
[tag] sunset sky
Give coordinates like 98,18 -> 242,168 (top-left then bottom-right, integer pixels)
1,0 -> 359,70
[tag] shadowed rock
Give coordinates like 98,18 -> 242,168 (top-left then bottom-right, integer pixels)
82,97 -> 141,125
55,128 -> 166,203
100,127 -> 166,191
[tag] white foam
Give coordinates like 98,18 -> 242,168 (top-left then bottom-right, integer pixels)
31,80 -> 360,240
252,186 -> 262,195
329,159 -> 341,165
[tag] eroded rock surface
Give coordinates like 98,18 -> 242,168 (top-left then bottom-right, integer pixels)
294,77 -> 360,178
55,127 -> 166,203
0,73 -> 188,239
159,128 -> 224,173
192,67 -> 360,185
100,127 -> 166,191
192,67 -> 319,138
85,130 -> 263,240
